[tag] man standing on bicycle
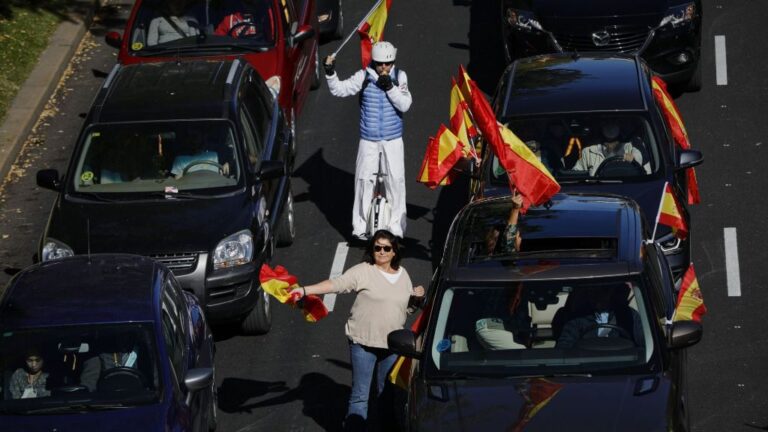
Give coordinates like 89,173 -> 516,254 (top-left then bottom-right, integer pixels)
324,41 -> 413,240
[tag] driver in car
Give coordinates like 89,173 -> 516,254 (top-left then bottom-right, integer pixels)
572,122 -> 644,176
556,285 -> 643,349
79,335 -> 140,392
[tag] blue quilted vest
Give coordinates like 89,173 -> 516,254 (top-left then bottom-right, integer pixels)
359,68 -> 404,141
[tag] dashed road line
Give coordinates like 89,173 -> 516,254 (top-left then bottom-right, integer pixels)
724,227 -> 741,297
323,242 -> 350,311
715,35 -> 728,86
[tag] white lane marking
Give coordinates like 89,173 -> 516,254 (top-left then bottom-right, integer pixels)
715,35 -> 728,86
724,227 -> 741,297
323,242 -> 349,311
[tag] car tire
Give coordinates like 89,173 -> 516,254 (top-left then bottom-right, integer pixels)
276,183 -> 296,246
332,0 -> 344,40
240,287 -> 271,335
685,59 -> 702,92
310,48 -> 321,90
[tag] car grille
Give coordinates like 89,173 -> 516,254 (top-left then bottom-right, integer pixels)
553,25 -> 650,53
150,252 -> 199,273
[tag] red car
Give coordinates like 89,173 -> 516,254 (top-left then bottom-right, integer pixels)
106,0 -> 320,139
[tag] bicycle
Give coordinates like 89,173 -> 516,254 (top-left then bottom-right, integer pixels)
365,152 -> 392,238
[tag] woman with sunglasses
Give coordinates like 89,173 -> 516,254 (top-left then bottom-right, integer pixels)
292,229 -> 425,430
323,41 -> 413,241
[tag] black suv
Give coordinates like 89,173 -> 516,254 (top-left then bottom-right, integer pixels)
472,53 -> 702,279
389,194 -> 702,431
501,0 -> 702,91
36,59 -> 295,334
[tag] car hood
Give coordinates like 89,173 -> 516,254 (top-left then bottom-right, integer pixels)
558,179 -> 667,225
413,375 -> 671,431
532,0 -> 667,18
0,403 -> 169,432
45,191 -> 254,255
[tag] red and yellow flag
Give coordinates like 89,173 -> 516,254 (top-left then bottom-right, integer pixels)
450,78 -> 478,157
510,378 -> 564,432
651,76 -> 701,205
357,0 -> 391,68
673,264 -> 707,322
416,125 -> 465,189
656,182 -> 688,240
389,308 -> 429,389
259,264 -> 328,322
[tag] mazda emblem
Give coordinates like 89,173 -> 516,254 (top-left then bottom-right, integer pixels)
592,30 -> 610,47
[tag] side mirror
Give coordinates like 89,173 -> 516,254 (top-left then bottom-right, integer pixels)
677,149 -> 703,170
668,320 -> 702,350
291,24 -> 315,45
257,160 -> 285,181
37,169 -> 61,191
105,31 -> 123,49
387,329 -> 421,359
183,367 -> 213,405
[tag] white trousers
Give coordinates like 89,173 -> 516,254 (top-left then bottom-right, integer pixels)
352,138 -> 407,238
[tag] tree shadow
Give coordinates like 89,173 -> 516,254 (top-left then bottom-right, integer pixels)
293,149 -> 355,242
89,3 -> 128,37
217,377 -> 290,413
0,0 -> 90,22
229,372 -> 350,431
466,0 -> 507,94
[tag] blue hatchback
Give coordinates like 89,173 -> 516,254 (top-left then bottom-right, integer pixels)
0,254 -> 217,431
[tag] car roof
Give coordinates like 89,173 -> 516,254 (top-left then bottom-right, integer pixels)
0,254 -> 162,329
500,53 -> 648,118
92,59 -> 245,123
444,193 -> 644,282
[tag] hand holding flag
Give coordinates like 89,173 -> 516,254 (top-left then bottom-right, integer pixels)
259,264 -> 328,322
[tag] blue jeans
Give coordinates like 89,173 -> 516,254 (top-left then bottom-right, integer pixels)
347,342 -> 397,426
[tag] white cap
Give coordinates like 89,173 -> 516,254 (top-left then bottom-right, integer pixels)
371,41 -> 397,63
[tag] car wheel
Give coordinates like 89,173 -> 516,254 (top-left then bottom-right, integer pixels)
332,0 -> 344,40
240,287 -> 272,335
276,183 -> 296,246
685,58 -> 702,92
310,47 -> 321,90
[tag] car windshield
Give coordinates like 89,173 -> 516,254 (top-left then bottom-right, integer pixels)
129,0 -> 277,53
490,114 -> 661,185
428,279 -> 657,377
72,120 -> 241,194
0,323 -> 161,413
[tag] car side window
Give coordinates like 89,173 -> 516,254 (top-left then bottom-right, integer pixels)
642,247 -> 671,325
240,108 -> 262,171
161,278 -> 186,378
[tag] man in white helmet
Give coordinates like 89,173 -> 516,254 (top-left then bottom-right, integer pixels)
324,41 -> 413,240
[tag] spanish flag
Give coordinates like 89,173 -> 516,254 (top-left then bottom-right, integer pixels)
651,76 -> 701,205
655,182 -> 688,240
457,68 -> 559,208
510,378 -> 564,432
673,264 -> 707,322
389,308 -> 428,389
449,78 -> 478,158
259,264 -> 328,322
357,0 -> 391,68
416,125 -> 465,189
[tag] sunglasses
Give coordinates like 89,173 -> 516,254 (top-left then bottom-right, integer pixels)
374,61 -> 394,67
374,245 -> 393,253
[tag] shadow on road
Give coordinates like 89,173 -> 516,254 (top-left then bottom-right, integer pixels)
429,171 -> 471,270
466,0 -> 507,94
223,372 -> 350,431
89,2 -> 129,38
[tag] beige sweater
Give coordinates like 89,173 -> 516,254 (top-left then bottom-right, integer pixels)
331,262 -> 414,348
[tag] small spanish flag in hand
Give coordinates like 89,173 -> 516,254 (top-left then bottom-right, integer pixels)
259,264 -> 328,322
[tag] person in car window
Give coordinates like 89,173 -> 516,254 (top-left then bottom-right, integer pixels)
556,285 -> 643,349
573,122 -> 644,176
323,41 -> 413,240
10,348 -> 50,399
147,0 -> 199,46
214,0 -> 270,39
290,230 -> 425,431
481,191 -> 523,256
475,283 -> 531,350
80,335 -> 140,392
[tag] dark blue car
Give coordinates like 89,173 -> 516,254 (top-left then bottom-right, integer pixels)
472,53 -> 703,279
0,254 -> 216,431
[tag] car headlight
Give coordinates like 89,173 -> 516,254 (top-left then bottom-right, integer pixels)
659,3 -> 696,27
265,75 -> 281,98
213,230 -> 253,270
41,238 -> 74,262
504,8 -> 543,31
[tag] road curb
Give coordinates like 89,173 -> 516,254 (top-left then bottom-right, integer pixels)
0,0 -> 99,181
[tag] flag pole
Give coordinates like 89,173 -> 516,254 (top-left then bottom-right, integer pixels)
331,0 -> 384,58
650,182 -> 667,242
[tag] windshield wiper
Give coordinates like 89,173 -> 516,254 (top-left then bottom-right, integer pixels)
68,192 -> 120,203
558,178 -> 624,184
141,43 -> 269,54
16,402 -> 132,414
142,190 -> 218,200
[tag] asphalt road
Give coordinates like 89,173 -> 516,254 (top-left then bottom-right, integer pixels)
0,0 -> 765,431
